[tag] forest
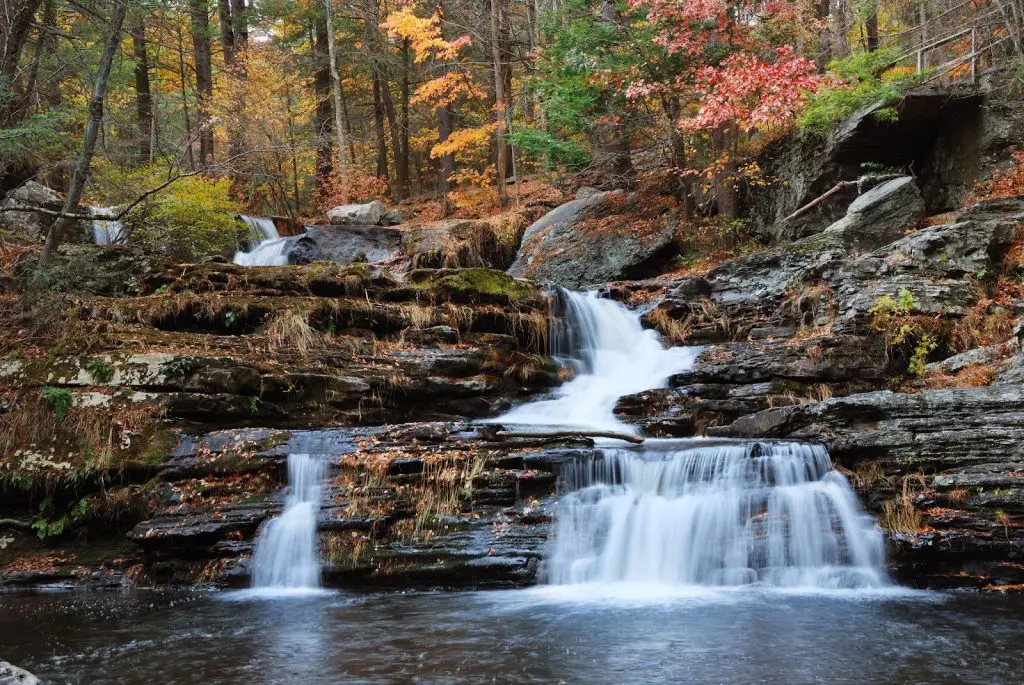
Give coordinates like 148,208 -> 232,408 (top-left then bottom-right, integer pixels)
2,0 -> 1022,264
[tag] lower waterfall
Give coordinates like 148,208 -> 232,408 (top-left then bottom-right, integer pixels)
249,453 -> 325,592
545,441 -> 887,589
495,289 -> 889,591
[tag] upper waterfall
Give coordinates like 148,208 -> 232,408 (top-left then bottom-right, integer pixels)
234,215 -> 292,266
495,290 -> 698,433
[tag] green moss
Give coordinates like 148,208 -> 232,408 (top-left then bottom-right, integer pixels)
407,268 -> 537,303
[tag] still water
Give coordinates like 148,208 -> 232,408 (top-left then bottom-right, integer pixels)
3,586 -> 1024,684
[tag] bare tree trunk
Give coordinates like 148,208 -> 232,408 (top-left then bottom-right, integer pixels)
217,0 -> 235,66
865,10 -> 879,51
829,0 -> 849,59
231,0 -> 248,51
133,19 -> 153,165
594,0 -> 634,184
175,26 -> 196,171
434,2 -> 455,204
0,0 -> 43,124
39,1 -> 127,268
312,18 -> 333,184
399,39 -> 411,196
18,0 -> 58,118
189,0 -> 215,168
372,71 -> 389,184
490,0 -> 507,203
324,0 -> 347,180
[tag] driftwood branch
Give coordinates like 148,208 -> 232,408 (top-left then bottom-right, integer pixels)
482,429 -> 644,444
0,518 -> 32,531
782,181 -> 859,223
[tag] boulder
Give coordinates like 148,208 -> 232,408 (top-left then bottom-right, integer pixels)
0,660 -> 40,685
327,200 -> 390,226
823,176 -> 926,250
289,225 -> 403,265
0,181 -> 62,240
508,191 -> 678,288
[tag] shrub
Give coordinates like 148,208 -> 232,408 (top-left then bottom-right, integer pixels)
800,50 -> 921,132
41,386 -> 73,419
91,164 -> 244,261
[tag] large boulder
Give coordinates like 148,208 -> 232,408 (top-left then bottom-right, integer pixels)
327,200 -> 391,226
823,176 -> 926,250
508,191 -> 678,288
289,225 -> 403,266
0,181 -> 62,240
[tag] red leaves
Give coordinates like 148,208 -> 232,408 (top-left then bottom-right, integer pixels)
681,46 -> 820,134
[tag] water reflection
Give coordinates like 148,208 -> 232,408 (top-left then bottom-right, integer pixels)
2,588 -> 1024,684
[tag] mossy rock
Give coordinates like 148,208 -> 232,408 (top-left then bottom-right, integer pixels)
22,244 -> 175,297
407,268 -> 539,305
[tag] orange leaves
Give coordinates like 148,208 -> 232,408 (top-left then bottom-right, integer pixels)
429,123 -> 500,162
411,71 -> 484,107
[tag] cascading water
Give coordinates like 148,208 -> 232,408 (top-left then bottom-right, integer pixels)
92,207 -> 125,245
249,453 -> 325,592
546,441 -> 887,589
495,290 -> 699,432
234,215 -> 292,266
496,289 -> 888,591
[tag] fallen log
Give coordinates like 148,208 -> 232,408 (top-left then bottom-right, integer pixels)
781,180 -> 858,223
483,429 -> 644,444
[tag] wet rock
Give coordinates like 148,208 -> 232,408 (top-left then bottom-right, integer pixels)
289,225 -> 403,266
508,191 -> 677,288
327,200 -> 391,226
0,659 -> 40,685
823,176 -> 926,250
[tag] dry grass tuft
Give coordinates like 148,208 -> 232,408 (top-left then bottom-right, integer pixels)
262,309 -> 322,355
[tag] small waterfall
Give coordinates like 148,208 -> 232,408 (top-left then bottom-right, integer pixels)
250,453 -> 325,592
494,290 -> 698,432
234,215 -> 291,266
92,207 -> 125,245
545,442 -> 888,589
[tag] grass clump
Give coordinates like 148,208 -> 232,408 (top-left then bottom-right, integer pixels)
41,386 -> 73,419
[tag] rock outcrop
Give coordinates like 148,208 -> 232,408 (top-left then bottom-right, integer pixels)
508,191 -> 678,288
0,182 -> 63,240
327,200 -> 393,226
0,660 -> 40,685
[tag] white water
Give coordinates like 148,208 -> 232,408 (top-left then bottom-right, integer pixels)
92,207 -> 125,245
249,453 -> 325,593
495,290 -> 698,432
234,215 -> 291,266
546,442 -> 888,589
494,288 -> 888,592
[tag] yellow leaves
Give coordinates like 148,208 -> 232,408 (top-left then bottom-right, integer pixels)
382,7 -> 472,63
412,72 -> 485,107
430,123 -> 499,162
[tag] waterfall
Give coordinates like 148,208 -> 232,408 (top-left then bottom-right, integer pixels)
234,215 -> 291,266
545,442 -> 887,589
495,289 -> 888,591
494,290 -> 699,432
92,207 -> 125,245
249,453 -> 325,592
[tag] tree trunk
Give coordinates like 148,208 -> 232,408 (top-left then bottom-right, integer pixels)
380,71 -> 405,199
132,20 -> 153,165
231,0 -> 248,51
489,0 -> 507,203
189,0 -> 215,168
312,18 -> 333,183
176,26 -> 196,171
39,1 -> 128,269
597,0 -> 633,184
372,71 -> 389,184
829,0 -> 849,59
217,0 -> 235,66
434,2 -> 455,203
324,0 -> 347,177
865,10 -> 879,52
18,0 -> 58,118
0,0 -> 43,124
399,39 -> 411,196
